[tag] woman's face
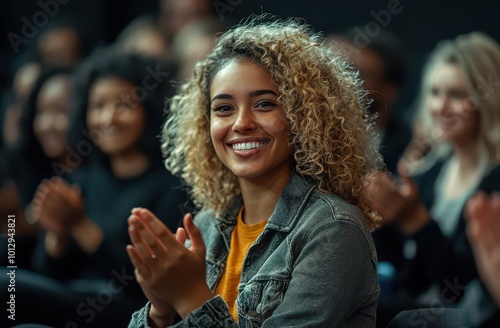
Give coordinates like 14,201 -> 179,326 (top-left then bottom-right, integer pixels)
33,75 -> 71,159
427,62 -> 479,143
209,60 -> 292,182
87,77 -> 146,157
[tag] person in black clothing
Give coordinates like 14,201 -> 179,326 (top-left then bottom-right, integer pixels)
0,49 -> 191,328
366,32 -> 500,327
1,67 -> 74,271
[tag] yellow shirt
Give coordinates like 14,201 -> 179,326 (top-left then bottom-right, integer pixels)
214,207 -> 268,321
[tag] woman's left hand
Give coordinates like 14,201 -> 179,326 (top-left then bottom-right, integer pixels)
127,208 -> 213,319
365,167 -> 429,234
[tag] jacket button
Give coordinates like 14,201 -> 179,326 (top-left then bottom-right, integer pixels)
248,310 -> 258,317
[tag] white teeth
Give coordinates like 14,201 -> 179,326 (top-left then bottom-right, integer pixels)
232,142 -> 267,150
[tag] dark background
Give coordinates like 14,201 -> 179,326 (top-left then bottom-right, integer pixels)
1,0 -> 499,107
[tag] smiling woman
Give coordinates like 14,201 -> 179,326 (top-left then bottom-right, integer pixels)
86,76 -> 147,168
209,60 -> 291,190
13,67 -> 73,208
127,15 -> 383,328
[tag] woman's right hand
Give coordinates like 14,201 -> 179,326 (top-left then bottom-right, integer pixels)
32,179 -> 68,236
33,177 -> 87,233
126,209 -> 211,327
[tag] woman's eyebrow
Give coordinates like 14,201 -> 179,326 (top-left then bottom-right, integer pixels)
211,94 -> 233,103
211,89 -> 277,104
248,89 -> 277,98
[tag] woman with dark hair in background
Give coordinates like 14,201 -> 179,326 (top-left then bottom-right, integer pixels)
1,67 -> 73,270
0,62 -> 41,238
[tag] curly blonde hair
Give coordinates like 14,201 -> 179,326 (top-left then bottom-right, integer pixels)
162,16 -> 382,229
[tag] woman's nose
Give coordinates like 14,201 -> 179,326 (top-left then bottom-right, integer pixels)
430,95 -> 451,117
232,108 -> 256,132
100,105 -> 118,124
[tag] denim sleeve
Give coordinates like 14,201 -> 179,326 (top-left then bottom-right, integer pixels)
261,218 -> 378,327
181,296 -> 238,327
129,297 -> 238,328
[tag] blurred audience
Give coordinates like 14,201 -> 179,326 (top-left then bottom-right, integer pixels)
1,67 -> 73,271
466,192 -> 500,308
15,68 -> 74,208
39,28 -> 82,68
0,62 -> 41,269
460,191 -> 500,327
171,17 -> 224,81
36,18 -> 88,68
2,62 -> 41,147
115,15 -> 170,60
0,49 -> 190,327
0,62 -> 40,237
366,32 -> 500,327
158,0 -> 214,47
329,28 -> 411,174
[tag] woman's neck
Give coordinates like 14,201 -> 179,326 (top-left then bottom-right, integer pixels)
451,137 -> 483,175
109,150 -> 150,178
444,138 -> 485,199
238,168 -> 292,226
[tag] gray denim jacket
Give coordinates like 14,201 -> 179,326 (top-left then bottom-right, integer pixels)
129,174 -> 379,327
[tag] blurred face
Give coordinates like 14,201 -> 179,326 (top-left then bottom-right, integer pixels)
427,63 -> 479,143
131,30 -> 169,59
210,60 -> 292,182
348,48 -> 396,127
351,48 -> 385,97
39,28 -> 81,67
160,0 -> 212,38
179,35 -> 214,80
87,77 -> 146,156
33,75 -> 71,159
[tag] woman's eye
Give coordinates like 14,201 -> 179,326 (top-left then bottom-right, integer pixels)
89,102 -> 103,110
256,101 -> 276,108
213,105 -> 232,112
116,101 -> 132,109
449,89 -> 467,99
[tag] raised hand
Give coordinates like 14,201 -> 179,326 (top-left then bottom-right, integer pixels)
465,192 -> 500,306
33,177 -> 103,254
126,208 -> 212,327
365,167 -> 428,234
32,178 -> 85,235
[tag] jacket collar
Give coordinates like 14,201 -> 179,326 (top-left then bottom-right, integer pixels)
218,173 -> 317,233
